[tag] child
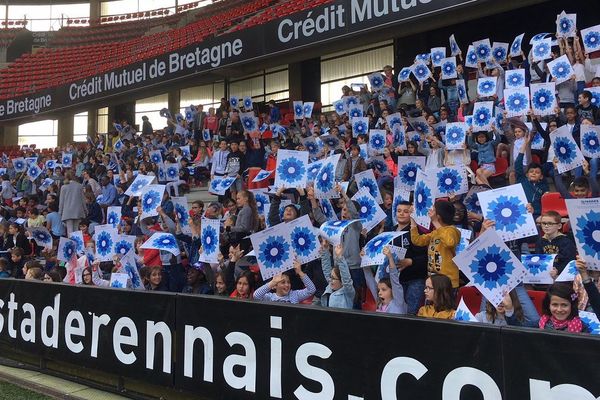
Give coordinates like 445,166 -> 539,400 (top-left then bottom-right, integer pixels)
320,242 -> 355,309
539,283 -> 584,333
576,257 -> 600,317
467,129 -> 500,186
535,211 -> 577,273
0,259 -> 9,278
363,246 -> 407,314
230,271 -> 255,299
254,259 -> 315,303
410,201 -> 461,289
214,271 -> 229,297
7,247 -> 25,278
26,208 -> 45,228
515,134 -> 549,220
0,174 -> 16,206
419,132 -> 445,169
417,274 -> 456,319
475,291 -> 526,326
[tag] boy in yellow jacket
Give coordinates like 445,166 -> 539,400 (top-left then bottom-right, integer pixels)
410,201 -> 461,288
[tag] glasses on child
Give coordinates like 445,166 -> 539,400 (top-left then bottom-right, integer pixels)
540,222 -> 560,226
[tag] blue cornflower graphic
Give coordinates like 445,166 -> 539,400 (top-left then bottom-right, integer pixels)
359,178 -> 379,199
157,167 -> 167,181
486,195 -> 527,232
70,235 -> 83,252
356,195 -> 377,222
255,193 -> 268,214
398,68 -> 411,81
506,71 -> 524,88
303,103 -> 313,116
506,92 -> 528,114
399,162 -> 419,186
174,203 -> 189,225
33,230 -> 51,246
467,49 -> 478,65
315,163 -> 335,193
416,53 -> 429,62
322,220 -> 352,238
454,309 -> 474,322
532,88 -> 553,111
478,80 -> 495,95
442,61 -> 455,76
353,120 -> 368,135
111,280 -> 125,289
258,236 -> 290,269
107,211 -> 120,227
307,161 -> 323,182
473,106 -> 492,128
305,141 -> 319,155
370,133 -> 385,150
242,116 -> 256,131
457,84 -> 466,100
558,17 -> 573,35
437,169 -> 463,194
210,179 -> 221,193
446,126 -> 465,146
531,133 -> 544,147
511,38 -> 521,53
365,233 -> 395,257
130,179 -> 147,194
553,137 -> 577,164
153,234 -> 177,250
349,108 -> 363,118
230,97 -> 238,108
582,131 -> 600,155
142,190 -> 161,213
412,121 -> 429,134
469,245 -> 514,290
493,46 -> 507,61
575,211 -> 600,255
96,231 -> 113,256
323,136 -> 339,148
464,192 -> 482,213
414,64 -> 429,80
14,160 -> 25,171
294,103 -> 303,117
167,166 -> 179,180
583,31 -> 600,50
28,166 -> 40,178
320,199 -> 336,220
151,152 -> 162,164
277,157 -> 306,184
551,61 -> 571,80
114,240 -> 133,255
202,225 -> 218,254
533,42 -> 550,59
393,126 -> 405,146
431,51 -> 443,65
291,227 -> 317,257
243,97 -> 252,109
62,155 -> 71,165
370,158 -> 388,175
476,43 -> 490,60
334,101 -> 345,114
345,96 -> 359,107
370,75 -> 383,88
388,116 -> 402,127
414,181 -> 432,216
580,314 -> 600,335
523,255 -> 552,275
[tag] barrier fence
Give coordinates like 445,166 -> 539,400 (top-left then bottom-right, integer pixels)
0,279 -> 598,400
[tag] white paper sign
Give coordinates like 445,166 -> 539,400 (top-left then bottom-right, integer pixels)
565,198 -> 600,270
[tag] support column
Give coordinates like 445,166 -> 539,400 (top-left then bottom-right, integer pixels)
89,0 -> 101,21
57,113 -> 74,146
87,107 -> 97,135
168,89 -> 181,115
0,125 -> 18,147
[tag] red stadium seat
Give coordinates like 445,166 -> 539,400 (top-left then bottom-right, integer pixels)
456,286 -> 482,315
527,290 -> 545,316
540,192 -> 568,218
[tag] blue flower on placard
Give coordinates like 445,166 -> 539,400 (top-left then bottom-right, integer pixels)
582,131 -> 600,154
201,225 -> 218,254
583,31 -> 600,50
242,116 -> 256,132
210,179 -> 221,193
359,178 -> 379,199
558,17 -> 573,35
303,103 -> 313,117
413,64 -> 429,80
533,42 -> 550,59
473,106 -> 492,128
277,157 -> 305,184
218,177 -> 235,191
493,46 -> 507,61
346,96 -> 359,107
506,92 -> 528,113
442,61 -> 455,77
531,133 -> 544,147
416,53 -> 430,63
581,314 -> 600,335
130,179 -> 147,194
96,231 -> 113,256
243,97 -> 252,109
349,108 -> 363,118
431,51 -> 444,65
333,100 -> 345,114
476,43 -> 491,60
478,80 -> 495,95
469,245 -> 514,290
574,211 -> 600,255
322,220 -> 351,238
255,193 -> 268,214
167,166 -> 178,180
320,199 -> 336,220
511,37 -> 521,54
294,103 -> 303,117
454,309 -> 473,322
532,88 -> 553,111
553,137 -> 577,164
414,181 -> 431,216
307,162 -> 323,182
412,121 -> 429,134
153,234 -> 177,251
551,62 -> 571,80
393,126 -> 404,146
398,68 -> 411,81
63,155 -> 71,165
370,133 -> 385,150
370,158 -> 388,175
114,141 -> 123,152
315,162 -> 335,193
506,72 -> 524,88
28,165 -> 40,179
524,255 -> 550,275
532,33 -> 549,42
467,49 -> 478,65
464,192 -> 482,213
142,190 -> 161,213
399,162 -> 419,186
114,240 -> 133,256
437,169 -> 462,194
230,97 -> 238,108
14,159 -> 24,170
434,124 -> 446,136
33,230 -> 51,245
457,83 -> 466,100
486,195 -> 527,231
356,195 -> 377,222
353,120 -> 368,135
111,279 -> 125,289
590,91 -> 600,107
446,126 -> 465,146
323,136 -> 339,148
174,203 -> 189,226
150,152 -> 162,164
107,211 -> 120,227
365,233 -> 395,257
305,141 -> 318,155
370,74 -> 384,89
70,235 -> 83,253
258,236 -> 290,269
291,227 -> 317,257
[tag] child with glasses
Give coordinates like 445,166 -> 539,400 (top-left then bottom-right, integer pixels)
535,211 -> 576,274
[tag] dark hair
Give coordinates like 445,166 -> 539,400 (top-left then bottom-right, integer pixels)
580,90 -> 592,101
525,162 -> 543,174
429,274 -> 455,312
572,176 -> 590,189
398,200 -> 412,207
236,271 -> 256,294
485,290 -> 524,323
10,247 -> 23,257
564,105 -> 577,113
542,283 -> 578,320
45,270 -> 62,282
541,210 -> 561,223
434,200 -> 455,225
48,203 -> 58,212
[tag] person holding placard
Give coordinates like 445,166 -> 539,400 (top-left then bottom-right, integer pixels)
475,291 -> 528,326
467,129 -> 501,186
576,257 -> 600,318
320,242 -> 355,310
515,133 -> 549,219
362,246 -> 407,314
253,259 -> 315,304
539,283 -> 585,333
535,211 -> 577,273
